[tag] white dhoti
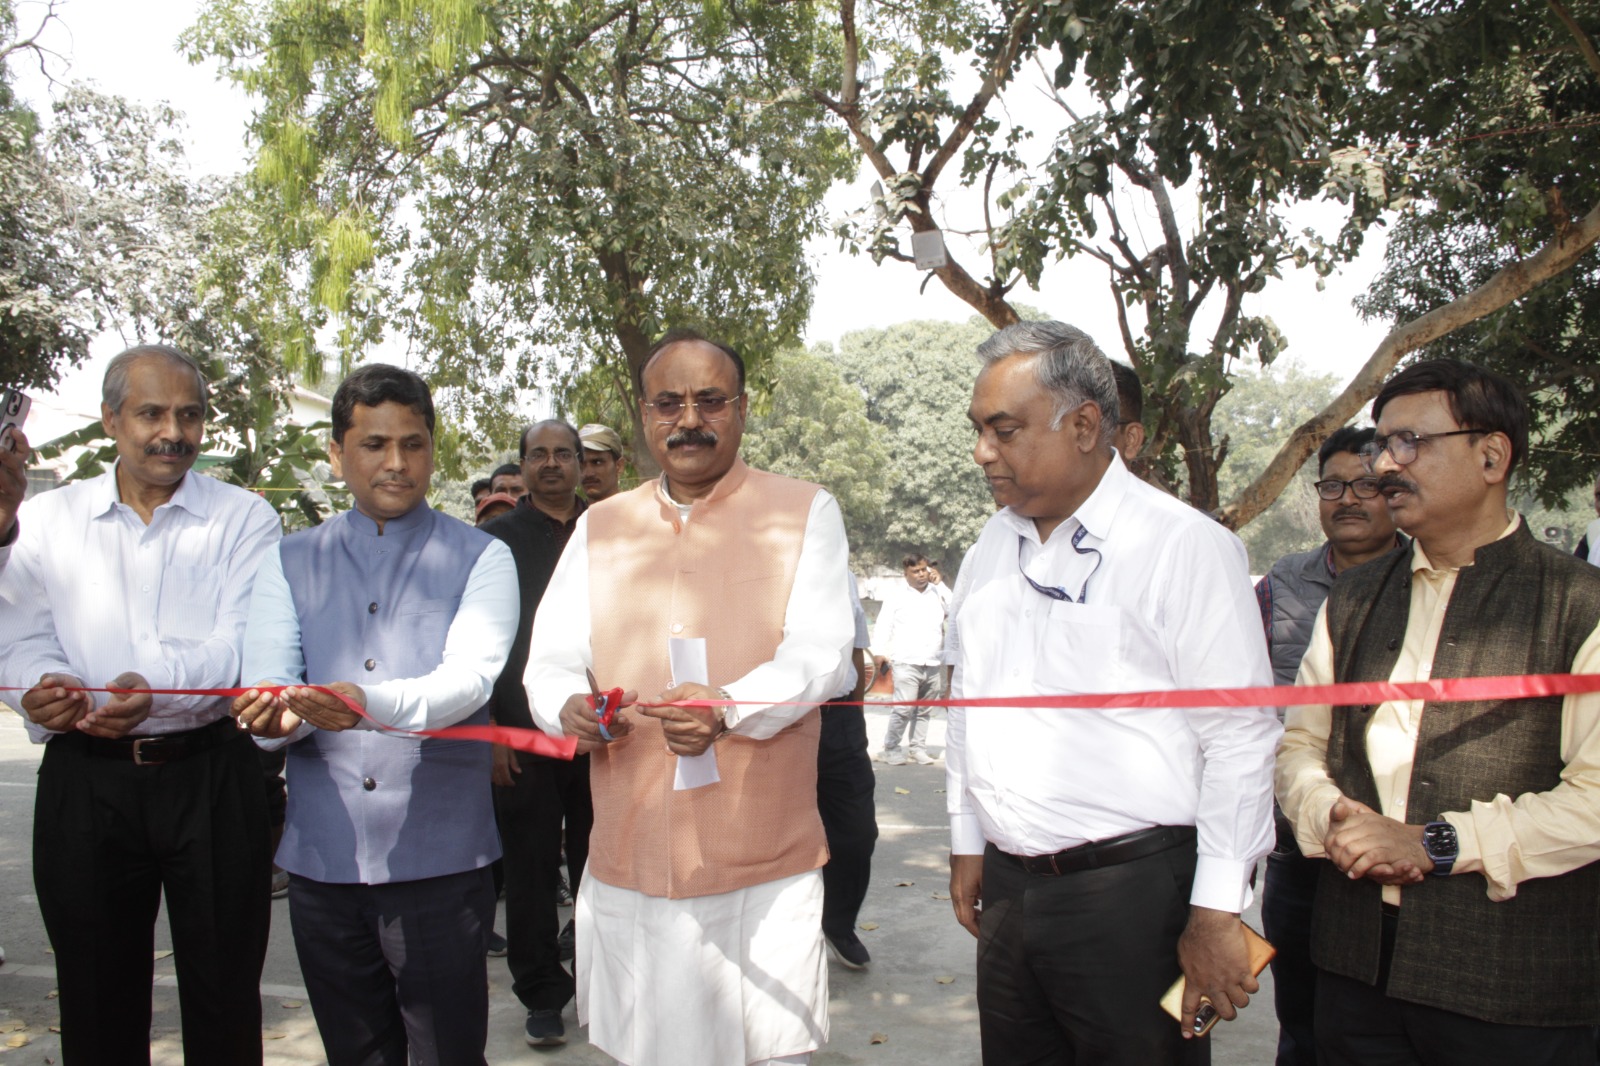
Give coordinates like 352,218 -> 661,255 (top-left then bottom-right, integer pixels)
576,868 -> 828,1066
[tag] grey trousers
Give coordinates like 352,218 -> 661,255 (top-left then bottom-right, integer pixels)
883,661 -> 942,753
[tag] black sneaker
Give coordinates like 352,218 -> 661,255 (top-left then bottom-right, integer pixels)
557,919 -> 575,962
486,930 -> 509,957
556,875 -> 574,906
524,1009 -> 566,1046
825,931 -> 871,970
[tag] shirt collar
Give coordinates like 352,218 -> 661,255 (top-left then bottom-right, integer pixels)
653,457 -> 750,530
1410,511 -> 1520,574
93,461 -> 211,521
996,451 -> 1129,546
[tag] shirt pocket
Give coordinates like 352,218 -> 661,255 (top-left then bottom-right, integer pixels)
157,564 -> 222,642
396,596 -> 460,654
1035,601 -> 1126,694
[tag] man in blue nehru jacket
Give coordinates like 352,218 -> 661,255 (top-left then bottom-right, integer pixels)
233,364 -> 519,1066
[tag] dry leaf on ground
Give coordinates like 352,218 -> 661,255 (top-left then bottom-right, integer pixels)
279,1000 -> 303,1009
869,1032 -> 888,1044
263,1031 -> 286,1041
858,921 -> 879,931
7,1033 -> 30,1048
893,787 -> 910,795
932,891 -> 951,900
936,976 -> 955,984
152,950 -> 173,961
894,880 -> 914,887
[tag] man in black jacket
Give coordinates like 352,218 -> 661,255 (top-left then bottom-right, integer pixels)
481,419 -> 592,1047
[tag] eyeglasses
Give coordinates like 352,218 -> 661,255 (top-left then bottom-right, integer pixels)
1359,429 -> 1481,470
644,394 -> 742,424
527,448 -> 577,464
1313,477 -> 1381,501
1018,528 -> 1102,605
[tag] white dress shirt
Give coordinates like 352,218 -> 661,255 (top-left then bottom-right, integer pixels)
525,485 -> 854,739
946,453 -> 1280,913
241,533 -> 519,743
872,579 -> 947,666
848,571 -> 871,651
0,465 -> 282,740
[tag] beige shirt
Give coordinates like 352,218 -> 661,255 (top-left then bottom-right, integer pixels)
1276,515 -> 1600,904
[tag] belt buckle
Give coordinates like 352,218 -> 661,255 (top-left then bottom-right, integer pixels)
1047,852 -> 1062,876
131,737 -> 155,766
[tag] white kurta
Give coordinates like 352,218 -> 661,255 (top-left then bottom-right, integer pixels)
525,477 -> 854,1066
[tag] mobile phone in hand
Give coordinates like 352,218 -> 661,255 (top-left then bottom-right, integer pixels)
0,388 -> 29,452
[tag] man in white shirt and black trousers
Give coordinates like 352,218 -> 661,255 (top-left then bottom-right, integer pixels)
945,320 -> 1280,1064
0,344 -> 283,1064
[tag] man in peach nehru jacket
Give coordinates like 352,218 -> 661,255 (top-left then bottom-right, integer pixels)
525,329 -> 854,1066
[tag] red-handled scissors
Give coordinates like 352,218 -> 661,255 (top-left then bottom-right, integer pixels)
586,668 -> 625,742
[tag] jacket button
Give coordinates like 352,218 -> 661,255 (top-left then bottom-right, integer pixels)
364,658 -> 376,671
362,777 -> 376,791
368,602 -> 378,614
1386,638 -> 1399,651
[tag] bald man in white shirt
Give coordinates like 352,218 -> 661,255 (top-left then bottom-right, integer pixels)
946,321 -> 1279,1065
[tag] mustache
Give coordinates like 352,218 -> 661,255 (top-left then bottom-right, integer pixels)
373,474 -> 416,489
1376,473 -> 1416,497
145,440 -> 196,458
666,428 -> 718,449
1332,506 -> 1369,521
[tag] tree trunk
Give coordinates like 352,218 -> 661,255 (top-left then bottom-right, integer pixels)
613,315 -> 658,479
1174,391 -> 1224,513
1217,197 -> 1600,530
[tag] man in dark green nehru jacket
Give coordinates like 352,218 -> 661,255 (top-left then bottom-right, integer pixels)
1277,359 -> 1600,1066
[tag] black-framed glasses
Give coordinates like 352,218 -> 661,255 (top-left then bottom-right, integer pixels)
1313,477 -> 1381,501
526,447 -> 577,464
1359,429 -> 1481,470
1018,529 -> 1102,605
644,394 -> 743,424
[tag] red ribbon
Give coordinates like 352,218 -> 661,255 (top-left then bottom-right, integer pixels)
2,684 -> 579,761
7,672 -> 1600,762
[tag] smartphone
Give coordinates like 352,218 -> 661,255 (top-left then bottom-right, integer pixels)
1158,922 -> 1276,1037
0,388 -> 29,452
1190,1001 -> 1221,1037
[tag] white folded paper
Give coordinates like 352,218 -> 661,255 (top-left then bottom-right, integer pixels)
668,637 -> 721,790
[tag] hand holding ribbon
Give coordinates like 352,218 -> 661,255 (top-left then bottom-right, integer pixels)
638,683 -> 726,757
20,673 -> 93,733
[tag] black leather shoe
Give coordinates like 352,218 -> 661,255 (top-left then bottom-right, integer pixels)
558,919 -> 575,962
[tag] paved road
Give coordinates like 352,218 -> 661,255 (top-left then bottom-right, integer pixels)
0,707 -> 1279,1064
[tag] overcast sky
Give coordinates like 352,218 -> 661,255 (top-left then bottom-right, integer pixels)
13,0 -> 1392,429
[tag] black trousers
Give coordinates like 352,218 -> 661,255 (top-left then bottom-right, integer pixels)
1314,908 -> 1592,1066
977,841 -> 1208,1066
817,704 -> 878,940
34,722 -> 271,1066
493,752 -> 592,1011
289,866 -> 496,1066
1262,813 -> 1320,1066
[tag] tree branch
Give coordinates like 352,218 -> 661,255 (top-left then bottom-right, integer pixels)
1548,0 -> 1600,85
1217,196 -> 1600,529
920,1 -> 1040,190
1108,272 -> 1138,361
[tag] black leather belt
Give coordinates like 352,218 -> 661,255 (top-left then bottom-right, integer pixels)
73,717 -> 239,766
1001,824 -> 1197,876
